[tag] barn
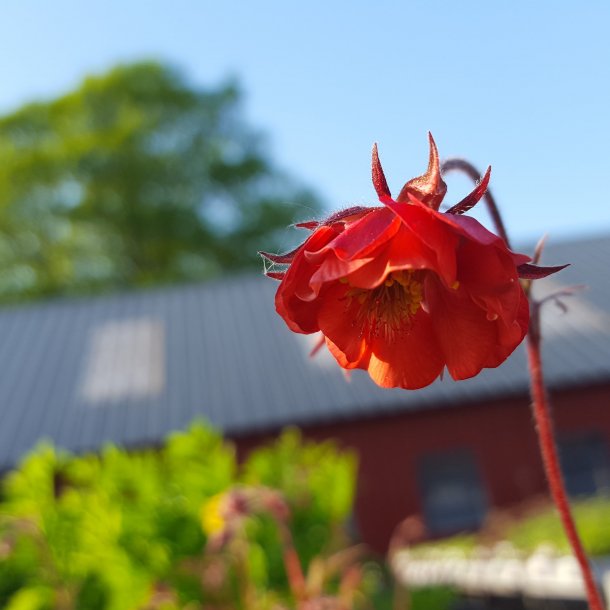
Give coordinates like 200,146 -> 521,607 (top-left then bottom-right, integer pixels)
1,233 -> 609,552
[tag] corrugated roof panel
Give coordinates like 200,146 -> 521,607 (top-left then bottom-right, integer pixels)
15,302 -> 83,459
45,301 -> 99,451
164,285 -> 196,435
2,306 -> 58,463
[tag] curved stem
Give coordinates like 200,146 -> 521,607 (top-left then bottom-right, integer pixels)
441,158 -> 511,248
445,158 -> 605,608
527,303 -> 605,610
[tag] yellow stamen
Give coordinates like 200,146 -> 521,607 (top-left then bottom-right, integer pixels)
344,270 -> 424,340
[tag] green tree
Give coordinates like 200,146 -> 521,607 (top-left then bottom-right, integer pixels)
0,62 -> 320,302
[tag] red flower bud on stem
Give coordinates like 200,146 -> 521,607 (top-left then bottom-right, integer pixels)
263,136 -> 561,389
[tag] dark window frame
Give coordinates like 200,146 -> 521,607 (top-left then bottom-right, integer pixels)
417,448 -> 488,536
558,432 -> 610,498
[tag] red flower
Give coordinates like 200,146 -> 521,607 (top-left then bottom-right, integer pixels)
261,135 -> 566,390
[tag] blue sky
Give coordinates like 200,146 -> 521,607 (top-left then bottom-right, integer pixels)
1,1 -> 608,248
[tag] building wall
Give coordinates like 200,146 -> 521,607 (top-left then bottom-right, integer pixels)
235,381 -> 610,554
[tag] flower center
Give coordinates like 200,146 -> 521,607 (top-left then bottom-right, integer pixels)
344,270 -> 424,340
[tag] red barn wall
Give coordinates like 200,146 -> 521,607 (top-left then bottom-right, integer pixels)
234,381 -> 610,554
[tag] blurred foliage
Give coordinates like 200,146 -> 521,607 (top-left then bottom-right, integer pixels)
0,62 -> 321,303
506,496 -> 610,557
409,587 -> 457,610
242,428 -> 357,570
355,560 -> 456,610
0,423 -> 384,610
411,496 -> 610,558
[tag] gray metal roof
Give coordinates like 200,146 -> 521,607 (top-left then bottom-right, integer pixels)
1,232 -> 609,468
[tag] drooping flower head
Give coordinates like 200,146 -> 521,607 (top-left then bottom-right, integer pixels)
261,135 -> 565,390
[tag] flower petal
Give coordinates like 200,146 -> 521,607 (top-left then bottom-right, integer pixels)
275,225 -> 340,332
426,275 -> 526,380
317,283 -> 371,367
432,202 -> 505,247
488,291 -> 530,368
308,253 -> 376,291
343,225 -> 437,289
377,196 -> 459,287
456,238 -> 522,324
367,308 -> 444,389
305,207 -> 398,264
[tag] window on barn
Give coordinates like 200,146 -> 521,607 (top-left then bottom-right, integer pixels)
79,317 -> 165,405
418,450 -> 488,536
559,433 -> 610,497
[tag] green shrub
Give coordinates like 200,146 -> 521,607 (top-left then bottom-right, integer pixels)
0,422 -> 359,609
242,428 -> 357,568
411,496 -> 610,558
507,496 -> 610,556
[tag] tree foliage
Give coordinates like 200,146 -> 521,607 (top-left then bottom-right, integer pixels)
0,62 -> 320,302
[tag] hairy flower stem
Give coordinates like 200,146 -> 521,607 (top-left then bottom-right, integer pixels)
527,304 -> 605,610
442,159 -> 605,610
